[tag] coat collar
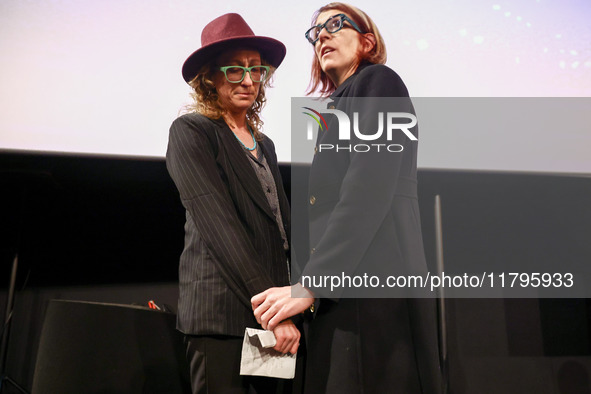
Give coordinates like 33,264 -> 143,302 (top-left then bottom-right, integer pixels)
331,61 -> 372,98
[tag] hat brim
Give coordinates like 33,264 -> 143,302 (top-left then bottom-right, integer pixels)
182,36 -> 286,83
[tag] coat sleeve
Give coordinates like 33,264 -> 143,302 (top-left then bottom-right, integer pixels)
166,114 -> 277,306
302,65 -> 417,299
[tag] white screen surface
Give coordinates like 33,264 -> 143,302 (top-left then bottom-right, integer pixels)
1,0 -> 590,172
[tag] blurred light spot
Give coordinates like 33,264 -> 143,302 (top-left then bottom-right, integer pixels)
526,22 -> 532,28
560,49 -> 565,54
417,39 -> 429,50
556,34 -> 562,39
559,61 -> 566,69
516,16 -> 522,22
570,50 -> 578,56
505,11 -> 511,17
516,57 -> 520,64
492,4 -> 501,10
459,28 -> 468,37
585,61 -> 591,68
543,48 -> 548,53
473,36 -> 485,44
572,61 -> 579,69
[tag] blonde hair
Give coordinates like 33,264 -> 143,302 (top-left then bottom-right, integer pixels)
184,55 -> 275,140
307,3 -> 387,96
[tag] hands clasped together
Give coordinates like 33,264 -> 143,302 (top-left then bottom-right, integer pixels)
251,283 -> 315,355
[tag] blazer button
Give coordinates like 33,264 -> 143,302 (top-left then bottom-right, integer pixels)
328,105 -> 336,109
309,196 -> 316,205
314,146 -> 318,154
310,247 -> 316,255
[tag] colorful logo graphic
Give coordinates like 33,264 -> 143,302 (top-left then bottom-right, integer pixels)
302,107 -> 328,140
300,103 -> 416,153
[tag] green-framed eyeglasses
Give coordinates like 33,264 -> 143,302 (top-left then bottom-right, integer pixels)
305,13 -> 364,44
218,65 -> 270,83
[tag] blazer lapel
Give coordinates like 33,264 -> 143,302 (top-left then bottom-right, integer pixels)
216,122 -> 275,221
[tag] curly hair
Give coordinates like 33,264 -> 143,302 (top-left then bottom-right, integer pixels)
307,2 -> 387,96
184,57 -> 275,140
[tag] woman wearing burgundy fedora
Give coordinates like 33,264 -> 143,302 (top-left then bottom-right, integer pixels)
166,13 -> 300,393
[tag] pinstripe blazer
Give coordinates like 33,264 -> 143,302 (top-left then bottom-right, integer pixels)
166,113 -> 291,336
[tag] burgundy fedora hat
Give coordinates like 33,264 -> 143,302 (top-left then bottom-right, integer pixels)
182,13 -> 286,83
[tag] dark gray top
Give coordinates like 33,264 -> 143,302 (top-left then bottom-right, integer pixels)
245,147 -> 289,251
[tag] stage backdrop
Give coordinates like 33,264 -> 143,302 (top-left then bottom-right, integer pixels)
1,0 -> 590,172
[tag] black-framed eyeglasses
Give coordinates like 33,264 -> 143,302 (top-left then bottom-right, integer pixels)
218,65 -> 270,83
305,13 -> 364,45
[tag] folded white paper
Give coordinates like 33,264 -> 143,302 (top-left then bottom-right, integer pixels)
239,328 -> 296,379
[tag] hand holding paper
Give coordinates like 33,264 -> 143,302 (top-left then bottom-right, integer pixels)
271,319 -> 300,354
240,328 -> 297,379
